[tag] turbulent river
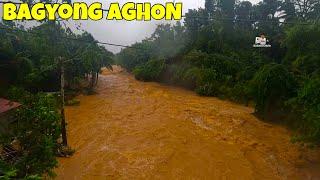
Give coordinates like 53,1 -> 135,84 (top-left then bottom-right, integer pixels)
56,66 -> 320,179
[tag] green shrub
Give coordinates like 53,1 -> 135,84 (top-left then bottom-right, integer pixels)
116,42 -> 154,71
0,160 -> 17,179
251,63 -> 296,117
181,67 -> 201,89
285,23 -> 320,62
230,83 -> 251,104
218,85 -> 233,99
292,55 -> 320,75
195,68 -> 222,97
6,86 -> 31,102
198,68 -> 219,84
301,105 -> 320,143
1,88 -> 61,178
196,83 -> 220,96
294,76 -> 320,143
169,64 -> 189,85
298,76 -> 320,107
133,59 -> 166,81
183,50 -> 209,67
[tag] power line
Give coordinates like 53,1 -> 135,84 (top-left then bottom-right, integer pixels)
0,26 -> 144,49
0,24 -> 145,68
181,15 -> 315,26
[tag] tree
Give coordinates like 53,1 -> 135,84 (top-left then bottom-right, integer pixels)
251,63 -> 296,118
184,8 -> 210,46
291,0 -> 319,21
205,0 -> 216,14
280,0 -> 297,22
235,1 -> 253,29
0,19 -> 114,178
1,88 -> 61,178
219,0 -> 236,18
133,59 -> 166,82
284,23 -> 320,82
251,0 -> 282,36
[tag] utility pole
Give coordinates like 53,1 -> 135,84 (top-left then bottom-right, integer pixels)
59,57 -> 68,146
173,0 -> 176,41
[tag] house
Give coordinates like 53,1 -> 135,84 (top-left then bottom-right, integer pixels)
0,98 -> 21,161
0,98 -> 21,135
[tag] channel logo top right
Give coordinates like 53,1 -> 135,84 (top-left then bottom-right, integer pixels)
253,34 -> 271,48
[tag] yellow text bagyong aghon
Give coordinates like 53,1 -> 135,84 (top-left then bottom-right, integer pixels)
2,2 -> 183,21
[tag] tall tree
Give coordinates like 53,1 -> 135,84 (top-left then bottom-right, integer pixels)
219,0 -> 236,18
280,0 -> 320,22
293,0 -> 319,21
235,1 -> 253,29
205,0 -> 216,13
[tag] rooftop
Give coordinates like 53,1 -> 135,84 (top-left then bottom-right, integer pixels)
0,98 -> 21,114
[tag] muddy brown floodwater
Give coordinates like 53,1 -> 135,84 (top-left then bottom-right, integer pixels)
56,66 -> 320,180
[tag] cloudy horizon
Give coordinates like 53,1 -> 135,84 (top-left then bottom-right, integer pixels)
0,0 -> 262,53
78,0 -> 261,53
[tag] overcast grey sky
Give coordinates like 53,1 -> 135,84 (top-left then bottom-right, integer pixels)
0,0 -> 261,53
77,0 -> 261,53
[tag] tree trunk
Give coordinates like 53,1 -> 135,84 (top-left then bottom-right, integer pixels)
96,72 -> 99,85
60,57 -> 68,146
90,71 -> 95,89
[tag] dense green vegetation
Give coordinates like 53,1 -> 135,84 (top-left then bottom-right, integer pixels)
117,0 -> 320,144
1,88 -> 60,179
0,20 -> 113,178
0,0 -> 319,178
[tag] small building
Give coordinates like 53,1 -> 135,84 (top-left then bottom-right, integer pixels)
0,98 -> 21,135
0,98 -> 21,161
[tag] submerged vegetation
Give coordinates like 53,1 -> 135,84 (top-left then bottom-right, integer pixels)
117,0 -> 320,144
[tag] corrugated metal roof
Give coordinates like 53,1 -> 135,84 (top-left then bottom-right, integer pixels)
0,98 -> 21,114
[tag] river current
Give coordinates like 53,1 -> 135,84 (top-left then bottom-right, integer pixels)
56,66 -> 320,179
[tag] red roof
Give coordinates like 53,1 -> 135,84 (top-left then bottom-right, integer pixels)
0,98 -> 21,114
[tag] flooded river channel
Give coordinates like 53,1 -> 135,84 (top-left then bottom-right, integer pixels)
56,67 -> 320,179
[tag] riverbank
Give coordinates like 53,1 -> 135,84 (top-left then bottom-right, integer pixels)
56,67 -> 320,179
